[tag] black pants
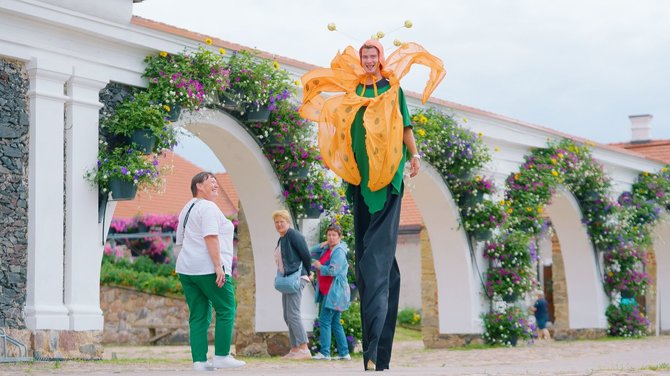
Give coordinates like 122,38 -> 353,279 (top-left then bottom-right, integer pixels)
352,184 -> 402,371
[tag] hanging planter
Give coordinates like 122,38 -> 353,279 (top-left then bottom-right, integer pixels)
470,228 -> 492,241
109,178 -> 138,201
620,290 -> 635,299
131,129 -> 156,154
244,106 -> 271,123
166,104 -> 182,122
218,91 -> 243,111
303,204 -> 322,219
286,166 -> 309,180
502,292 -> 519,303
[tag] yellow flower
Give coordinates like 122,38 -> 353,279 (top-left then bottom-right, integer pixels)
205,38 -> 213,45
420,115 -> 428,124
643,171 -> 649,176
417,129 -> 426,137
163,105 -> 171,112
551,158 -> 557,164
462,117 -> 468,123
551,170 -> 558,177
273,60 -> 280,70
478,132 -> 483,138
499,200 -> 505,206
526,207 -> 533,212
219,48 -> 226,55
662,167 -> 667,173
514,173 -> 520,180
507,208 -> 514,214
557,153 -> 564,159
340,319 -> 345,325
159,51 -> 168,57
294,80 -> 300,86
494,147 -> 500,152
537,206 -> 543,214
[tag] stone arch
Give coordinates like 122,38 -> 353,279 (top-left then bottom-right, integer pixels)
176,109 -> 292,333
652,219 -> 670,335
414,163 -> 482,341
543,186 -> 608,336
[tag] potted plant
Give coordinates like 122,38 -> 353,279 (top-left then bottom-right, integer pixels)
101,92 -> 168,154
482,306 -> 535,346
225,49 -> 294,120
86,147 -> 163,200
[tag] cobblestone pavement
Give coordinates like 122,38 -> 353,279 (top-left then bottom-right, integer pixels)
3,336 -> 670,375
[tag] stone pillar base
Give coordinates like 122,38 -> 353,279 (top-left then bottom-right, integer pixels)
1,328 -> 103,359
235,331 -> 290,357
552,328 -> 607,341
422,329 -> 483,348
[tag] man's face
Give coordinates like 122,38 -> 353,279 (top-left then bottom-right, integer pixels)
360,47 -> 380,75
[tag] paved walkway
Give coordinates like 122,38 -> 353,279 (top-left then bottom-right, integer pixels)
3,336 -> 670,375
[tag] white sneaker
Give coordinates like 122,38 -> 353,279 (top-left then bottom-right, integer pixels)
211,354 -> 246,369
336,354 -> 351,361
193,361 -> 213,371
311,352 -> 331,360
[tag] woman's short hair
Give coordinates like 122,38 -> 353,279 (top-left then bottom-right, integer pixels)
191,171 -> 215,196
326,224 -> 343,236
272,209 -> 291,222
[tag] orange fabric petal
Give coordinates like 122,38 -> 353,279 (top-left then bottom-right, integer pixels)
300,42 -> 445,190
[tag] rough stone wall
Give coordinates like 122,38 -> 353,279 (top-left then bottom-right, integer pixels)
420,227 -> 483,348
645,248 -> 657,335
0,58 -> 30,329
99,286 -> 193,345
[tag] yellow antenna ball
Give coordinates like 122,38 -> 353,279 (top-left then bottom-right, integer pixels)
393,39 -> 402,47
327,23 -> 337,31
376,31 -> 385,39
404,20 -> 413,28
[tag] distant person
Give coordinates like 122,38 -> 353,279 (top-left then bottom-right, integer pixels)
532,291 -> 551,340
175,172 -> 245,371
272,210 -> 312,359
310,224 -> 352,361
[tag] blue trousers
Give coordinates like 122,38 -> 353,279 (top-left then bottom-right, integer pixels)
352,185 -> 402,371
318,307 -> 349,357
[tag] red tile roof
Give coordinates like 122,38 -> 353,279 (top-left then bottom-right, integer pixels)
609,139 -> 670,164
114,151 -> 238,218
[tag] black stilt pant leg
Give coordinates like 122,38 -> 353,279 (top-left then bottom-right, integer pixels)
352,185 -> 402,371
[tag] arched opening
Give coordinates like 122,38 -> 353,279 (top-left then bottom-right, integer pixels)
652,220 -> 670,335
413,164 -> 482,343
543,187 -> 608,337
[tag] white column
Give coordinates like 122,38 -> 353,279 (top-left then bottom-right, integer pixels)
25,63 -> 70,330
63,76 -> 107,330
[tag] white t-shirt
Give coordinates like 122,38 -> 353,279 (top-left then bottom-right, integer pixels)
175,198 -> 234,275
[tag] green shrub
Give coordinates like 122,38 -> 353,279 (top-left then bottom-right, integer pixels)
397,307 -> 421,326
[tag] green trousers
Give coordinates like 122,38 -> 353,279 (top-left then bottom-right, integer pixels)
179,273 -> 236,362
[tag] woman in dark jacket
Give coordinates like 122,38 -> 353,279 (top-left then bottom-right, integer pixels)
272,210 -> 312,359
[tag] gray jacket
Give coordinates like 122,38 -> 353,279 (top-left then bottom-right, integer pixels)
278,228 -> 311,277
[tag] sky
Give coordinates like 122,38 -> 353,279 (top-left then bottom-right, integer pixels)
134,0 -> 670,171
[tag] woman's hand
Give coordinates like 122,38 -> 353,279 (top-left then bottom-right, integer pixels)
312,260 -> 322,269
320,240 -> 328,248
215,267 -> 226,288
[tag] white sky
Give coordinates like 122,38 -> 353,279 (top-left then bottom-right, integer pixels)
134,0 -> 670,170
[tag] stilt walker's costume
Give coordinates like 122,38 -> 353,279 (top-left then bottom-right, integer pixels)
300,40 -> 445,371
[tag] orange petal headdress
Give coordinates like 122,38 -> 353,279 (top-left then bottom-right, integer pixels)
300,42 -> 445,191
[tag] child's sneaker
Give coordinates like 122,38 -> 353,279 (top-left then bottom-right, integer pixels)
211,354 -> 246,369
193,361 -> 213,371
312,352 -> 331,360
336,354 -> 351,361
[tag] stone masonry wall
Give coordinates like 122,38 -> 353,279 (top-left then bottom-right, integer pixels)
0,58 -> 30,329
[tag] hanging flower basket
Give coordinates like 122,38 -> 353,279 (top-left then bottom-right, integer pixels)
130,129 -> 156,154
502,292 -> 519,303
470,228 -> 492,241
620,290 -> 635,299
166,104 -> 182,122
286,166 -> 309,180
218,91 -> 243,111
303,204 -> 322,219
109,178 -> 138,201
244,106 -> 271,123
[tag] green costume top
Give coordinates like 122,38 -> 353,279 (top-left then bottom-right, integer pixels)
347,79 -> 412,214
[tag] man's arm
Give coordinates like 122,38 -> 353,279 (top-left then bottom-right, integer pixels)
403,127 -> 421,177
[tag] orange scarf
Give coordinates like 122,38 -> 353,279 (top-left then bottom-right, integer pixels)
300,42 -> 445,191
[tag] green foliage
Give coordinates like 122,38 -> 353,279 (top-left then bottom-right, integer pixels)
85,147 -> 163,191
481,306 -> 535,346
605,303 -> 649,337
100,255 -> 182,296
397,307 -> 421,326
